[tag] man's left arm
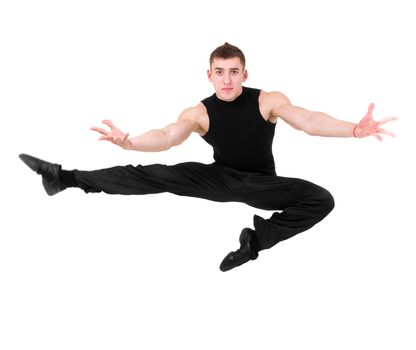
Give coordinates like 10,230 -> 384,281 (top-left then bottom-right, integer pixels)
271,92 -> 397,140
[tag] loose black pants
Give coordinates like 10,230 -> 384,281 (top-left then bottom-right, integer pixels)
73,162 -> 335,251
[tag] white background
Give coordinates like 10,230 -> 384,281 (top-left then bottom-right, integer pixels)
1,0 -> 415,349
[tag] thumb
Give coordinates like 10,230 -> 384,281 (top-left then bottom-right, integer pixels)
367,102 -> 375,115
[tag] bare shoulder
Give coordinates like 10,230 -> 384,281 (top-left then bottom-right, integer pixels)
259,90 -> 292,122
178,102 -> 209,136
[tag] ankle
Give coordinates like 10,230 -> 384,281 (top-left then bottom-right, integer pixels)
59,170 -> 77,188
249,231 -> 260,255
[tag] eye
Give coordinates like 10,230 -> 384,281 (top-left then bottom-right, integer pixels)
215,70 -> 223,76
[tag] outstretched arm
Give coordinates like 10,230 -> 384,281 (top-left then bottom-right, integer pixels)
91,107 -> 201,152
271,92 -> 397,140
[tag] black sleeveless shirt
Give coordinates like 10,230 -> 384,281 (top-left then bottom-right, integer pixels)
201,86 -> 276,175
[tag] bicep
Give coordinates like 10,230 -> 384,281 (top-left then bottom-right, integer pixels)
162,109 -> 198,147
266,91 -> 310,131
276,104 -> 311,132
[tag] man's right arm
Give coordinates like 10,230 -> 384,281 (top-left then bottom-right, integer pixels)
91,105 -> 204,152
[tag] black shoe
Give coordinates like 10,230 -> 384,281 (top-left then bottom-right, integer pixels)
219,228 -> 259,272
19,153 -> 63,196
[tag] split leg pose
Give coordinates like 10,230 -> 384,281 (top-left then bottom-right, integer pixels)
20,43 -> 397,271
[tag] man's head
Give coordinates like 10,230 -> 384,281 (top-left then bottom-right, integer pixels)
209,42 -> 246,69
207,42 -> 248,102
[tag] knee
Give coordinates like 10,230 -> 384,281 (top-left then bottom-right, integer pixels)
319,188 -> 335,217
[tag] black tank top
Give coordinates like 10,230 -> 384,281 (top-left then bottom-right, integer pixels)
201,86 -> 276,175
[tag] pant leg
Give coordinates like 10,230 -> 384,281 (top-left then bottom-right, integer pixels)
243,173 -> 335,251
73,162 -> 245,203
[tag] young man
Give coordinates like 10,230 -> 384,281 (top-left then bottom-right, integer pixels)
19,42 -> 397,272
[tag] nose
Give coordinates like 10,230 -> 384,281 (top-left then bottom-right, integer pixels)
223,72 -> 231,84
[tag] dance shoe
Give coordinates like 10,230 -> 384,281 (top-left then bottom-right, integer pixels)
19,153 -> 62,196
219,228 -> 259,272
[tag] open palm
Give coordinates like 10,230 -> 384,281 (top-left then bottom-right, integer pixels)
90,120 -> 130,147
355,103 -> 397,140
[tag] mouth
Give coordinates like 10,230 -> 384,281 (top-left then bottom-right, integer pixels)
222,87 -> 233,92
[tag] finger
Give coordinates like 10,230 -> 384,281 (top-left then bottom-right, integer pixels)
377,117 -> 399,126
361,105 -> 374,123
122,132 -> 130,142
378,128 -> 396,138
102,120 -> 116,129
99,135 -> 112,141
367,102 -> 375,115
90,127 -> 109,136
373,133 -> 383,141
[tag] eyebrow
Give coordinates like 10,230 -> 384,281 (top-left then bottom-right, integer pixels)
214,67 -> 240,71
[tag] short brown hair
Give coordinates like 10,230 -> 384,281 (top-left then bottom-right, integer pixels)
209,42 -> 246,68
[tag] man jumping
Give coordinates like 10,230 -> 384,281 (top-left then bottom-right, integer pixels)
19,42 -> 397,271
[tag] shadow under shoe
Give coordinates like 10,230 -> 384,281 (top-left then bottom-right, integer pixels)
19,154 -> 63,196
219,228 -> 259,272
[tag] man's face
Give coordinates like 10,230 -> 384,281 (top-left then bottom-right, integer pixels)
207,57 -> 248,102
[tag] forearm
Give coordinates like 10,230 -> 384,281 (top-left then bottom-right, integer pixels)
123,119 -> 194,152
92,114 -> 196,151
307,111 -> 356,137
124,129 -> 170,152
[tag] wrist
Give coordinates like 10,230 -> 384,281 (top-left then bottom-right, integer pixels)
352,124 -> 359,138
121,138 -> 134,150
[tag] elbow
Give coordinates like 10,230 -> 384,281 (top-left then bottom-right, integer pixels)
167,138 -> 185,150
162,128 -> 183,150
304,126 -> 318,136
302,111 -> 316,135
161,129 -> 174,151
289,122 -> 313,135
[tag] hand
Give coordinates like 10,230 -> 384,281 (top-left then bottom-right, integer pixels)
354,103 -> 398,141
90,120 -> 131,149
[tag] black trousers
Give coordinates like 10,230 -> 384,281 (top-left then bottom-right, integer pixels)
73,162 -> 335,252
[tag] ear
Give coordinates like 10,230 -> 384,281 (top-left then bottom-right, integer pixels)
242,69 -> 248,82
207,69 -> 213,82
